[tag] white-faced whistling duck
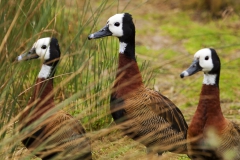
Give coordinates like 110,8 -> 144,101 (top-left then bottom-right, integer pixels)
180,48 -> 240,159
17,37 -> 92,160
88,13 -> 188,155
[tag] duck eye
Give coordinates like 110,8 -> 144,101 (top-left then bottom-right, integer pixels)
41,45 -> 47,49
205,56 -> 209,60
114,22 -> 120,27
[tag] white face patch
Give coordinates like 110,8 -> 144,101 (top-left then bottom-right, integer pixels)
38,64 -> 52,78
107,13 -> 124,37
203,74 -> 217,85
32,37 -> 51,60
119,42 -> 127,54
194,48 -> 213,72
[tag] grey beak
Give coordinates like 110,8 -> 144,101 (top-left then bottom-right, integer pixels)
88,25 -> 112,40
180,59 -> 202,78
16,48 -> 39,61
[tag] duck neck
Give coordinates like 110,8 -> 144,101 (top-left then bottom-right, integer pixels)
201,73 -> 222,119
20,64 -> 57,125
119,33 -> 136,60
112,40 -> 143,98
38,64 -> 57,79
203,73 -> 219,87
199,84 -> 222,116
191,82 -> 225,133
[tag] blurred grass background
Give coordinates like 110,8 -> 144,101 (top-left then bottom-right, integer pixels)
0,0 -> 240,159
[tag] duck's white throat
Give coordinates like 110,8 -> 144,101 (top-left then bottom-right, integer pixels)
119,42 -> 127,54
203,74 -> 216,85
38,64 -> 52,78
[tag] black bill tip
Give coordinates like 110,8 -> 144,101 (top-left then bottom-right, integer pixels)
180,71 -> 189,78
88,34 -> 94,40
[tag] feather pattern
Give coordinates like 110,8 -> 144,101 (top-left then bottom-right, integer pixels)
21,78 -> 92,160
22,111 -> 92,159
188,85 -> 240,160
111,54 -> 188,154
112,85 -> 188,154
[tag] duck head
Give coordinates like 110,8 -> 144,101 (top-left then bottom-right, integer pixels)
180,48 -> 221,86
17,37 -> 61,67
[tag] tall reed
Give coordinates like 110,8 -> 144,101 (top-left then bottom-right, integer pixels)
0,0 -> 155,159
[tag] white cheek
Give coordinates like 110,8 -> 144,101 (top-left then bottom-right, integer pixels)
44,50 -> 50,60
200,59 -> 213,72
37,48 -> 50,60
109,25 -> 123,37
